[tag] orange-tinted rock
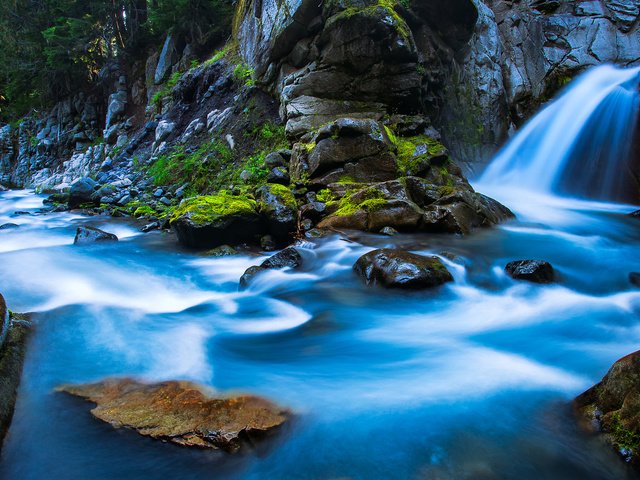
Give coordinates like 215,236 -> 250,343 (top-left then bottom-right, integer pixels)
58,378 -> 290,452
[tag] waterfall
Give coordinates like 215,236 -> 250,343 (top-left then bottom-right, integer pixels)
478,65 -> 640,202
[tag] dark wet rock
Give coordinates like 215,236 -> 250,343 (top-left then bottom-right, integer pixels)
630,272 -> 640,287
0,223 -> 19,230
574,350 -> 640,465
141,222 -> 160,233
240,247 -> 303,289
69,177 -> 98,208
354,249 -> 453,290
0,294 -> 31,449
505,260 -> 554,284
170,195 -> 266,249
631,210 -> 640,219
204,245 -> 238,257
257,184 -> 298,245
380,226 -> 398,236
74,226 -> 119,245
57,378 -> 289,452
266,167 -> 290,185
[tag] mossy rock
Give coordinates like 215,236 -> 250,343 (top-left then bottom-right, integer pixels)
257,184 -> 298,245
170,194 -> 266,249
574,350 -> 640,465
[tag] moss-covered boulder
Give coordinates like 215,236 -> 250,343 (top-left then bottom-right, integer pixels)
354,248 -> 453,289
170,194 -> 266,249
58,378 -> 290,452
257,184 -> 298,245
574,351 -> 640,465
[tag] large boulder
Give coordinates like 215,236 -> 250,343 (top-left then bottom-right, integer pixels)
171,194 -> 266,249
69,177 -> 98,208
505,260 -> 555,284
74,226 -> 118,245
574,350 -> 640,464
240,247 -> 302,289
354,249 -> 453,289
57,378 -> 290,452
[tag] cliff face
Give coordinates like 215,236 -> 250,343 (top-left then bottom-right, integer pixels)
235,0 -> 640,172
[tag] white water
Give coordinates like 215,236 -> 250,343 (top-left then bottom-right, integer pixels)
478,64 -> 640,203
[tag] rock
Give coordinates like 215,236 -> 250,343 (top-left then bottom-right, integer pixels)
380,226 -> 398,236
154,34 -> 179,84
57,378 -> 289,452
141,222 -> 160,233
239,247 -> 303,288
74,226 -> 119,245
69,177 -> 98,208
170,194 -> 266,249
505,260 -> 554,284
155,121 -> 175,143
630,272 -> 640,287
353,249 -> 454,289
631,210 -> 640,219
0,223 -> 19,231
266,167 -> 290,185
204,245 -> 238,257
257,184 -> 298,245
574,350 -> 640,464
0,294 -> 31,448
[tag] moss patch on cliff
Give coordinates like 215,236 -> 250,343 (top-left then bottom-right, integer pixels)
334,188 -> 387,216
264,183 -> 297,209
325,0 -> 413,42
170,194 -> 258,225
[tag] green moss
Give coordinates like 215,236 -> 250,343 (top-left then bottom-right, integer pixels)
389,133 -> 447,176
171,194 -> 257,225
152,70 -> 184,107
265,183 -> 296,209
317,189 -> 335,203
334,188 -> 387,216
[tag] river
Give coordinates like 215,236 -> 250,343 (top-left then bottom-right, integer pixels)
0,185 -> 639,479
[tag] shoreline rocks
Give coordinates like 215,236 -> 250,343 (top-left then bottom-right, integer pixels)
240,247 -> 302,288
57,378 -> 290,452
0,293 -> 32,451
574,350 -> 640,465
354,249 -> 453,289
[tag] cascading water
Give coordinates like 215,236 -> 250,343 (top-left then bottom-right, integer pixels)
478,65 -> 640,203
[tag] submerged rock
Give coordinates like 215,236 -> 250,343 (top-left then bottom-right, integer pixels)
57,378 -> 289,452
0,223 -> 19,230
74,226 -> 118,245
505,260 -> 554,283
630,272 -> 640,287
354,249 -> 453,289
239,247 -> 303,289
170,194 -> 265,249
574,350 -> 640,465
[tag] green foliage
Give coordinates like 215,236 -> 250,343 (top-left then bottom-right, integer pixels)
0,0 -> 234,122
151,70 -> 184,106
334,188 -> 387,216
233,63 -> 255,87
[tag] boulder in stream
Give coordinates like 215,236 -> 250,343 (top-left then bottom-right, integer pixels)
630,272 -> 640,288
505,260 -> 555,284
574,350 -> 640,465
239,247 -> 303,289
74,226 -> 118,245
353,249 -> 453,289
57,378 -> 289,452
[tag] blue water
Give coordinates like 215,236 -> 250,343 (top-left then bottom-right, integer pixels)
0,188 -> 639,479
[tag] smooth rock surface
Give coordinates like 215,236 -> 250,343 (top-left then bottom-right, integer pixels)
354,249 -> 453,289
74,226 -> 118,245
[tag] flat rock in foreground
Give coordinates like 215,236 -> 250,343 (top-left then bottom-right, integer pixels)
57,378 -> 290,452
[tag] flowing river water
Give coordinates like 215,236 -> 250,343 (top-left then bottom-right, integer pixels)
1,64 -> 640,479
